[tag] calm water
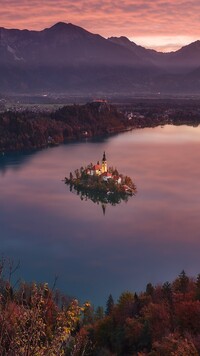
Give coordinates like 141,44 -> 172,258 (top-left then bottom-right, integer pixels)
1,125 -> 200,306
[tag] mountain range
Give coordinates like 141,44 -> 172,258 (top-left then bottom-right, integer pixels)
0,22 -> 200,94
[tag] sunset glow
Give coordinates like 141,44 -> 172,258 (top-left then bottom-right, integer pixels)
1,0 -> 200,52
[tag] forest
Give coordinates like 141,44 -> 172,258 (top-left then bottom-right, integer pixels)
1,263 -> 200,355
0,102 -> 127,153
1,99 -> 200,153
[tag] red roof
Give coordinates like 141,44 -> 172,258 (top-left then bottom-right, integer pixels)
102,172 -> 112,177
93,164 -> 101,170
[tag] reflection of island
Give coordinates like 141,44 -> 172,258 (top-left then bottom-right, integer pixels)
65,152 -> 137,208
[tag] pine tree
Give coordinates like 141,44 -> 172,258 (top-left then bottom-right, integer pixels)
95,306 -> 104,321
146,283 -> 154,297
195,274 -> 200,300
162,281 -> 173,303
178,270 -> 189,294
105,294 -> 114,316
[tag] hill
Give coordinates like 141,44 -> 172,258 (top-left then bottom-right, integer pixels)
0,102 -> 127,152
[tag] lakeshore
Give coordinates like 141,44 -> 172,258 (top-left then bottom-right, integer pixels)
1,125 -> 200,306
1,98 -> 200,154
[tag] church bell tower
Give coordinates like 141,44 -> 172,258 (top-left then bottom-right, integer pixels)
102,151 -> 107,173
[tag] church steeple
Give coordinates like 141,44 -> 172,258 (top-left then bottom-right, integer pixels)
102,151 -> 107,173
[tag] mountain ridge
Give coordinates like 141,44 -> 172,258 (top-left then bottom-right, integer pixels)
1,22 -> 198,54
0,22 -> 200,94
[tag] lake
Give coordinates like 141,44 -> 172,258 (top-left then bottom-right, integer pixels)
1,125 -> 200,306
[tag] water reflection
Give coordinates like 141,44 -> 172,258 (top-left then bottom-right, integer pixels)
1,125 -> 200,305
0,150 -> 40,175
65,180 -> 134,212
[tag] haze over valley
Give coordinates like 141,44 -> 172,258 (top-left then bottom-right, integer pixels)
1,22 -> 200,95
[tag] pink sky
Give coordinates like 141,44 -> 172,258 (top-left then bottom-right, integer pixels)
1,0 -> 200,52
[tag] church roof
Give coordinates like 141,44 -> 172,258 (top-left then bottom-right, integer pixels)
102,151 -> 106,161
93,164 -> 101,170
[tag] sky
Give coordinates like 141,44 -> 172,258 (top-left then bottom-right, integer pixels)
1,0 -> 200,52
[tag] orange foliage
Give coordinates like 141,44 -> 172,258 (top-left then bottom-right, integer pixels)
174,300 -> 200,334
142,302 -> 171,342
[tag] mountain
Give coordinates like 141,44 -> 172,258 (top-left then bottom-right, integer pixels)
166,40 -> 200,69
0,22 -> 146,66
108,36 -> 165,64
108,36 -> 200,70
0,22 -> 200,94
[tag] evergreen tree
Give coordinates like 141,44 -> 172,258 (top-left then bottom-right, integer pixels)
162,281 -> 174,331
105,294 -> 114,316
95,306 -> 104,321
195,274 -> 200,300
69,172 -> 73,180
117,292 -> 135,319
146,283 -> 154,297
162,281 -> 173,304
175,270 -> 189,294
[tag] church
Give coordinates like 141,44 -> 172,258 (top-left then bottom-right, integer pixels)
86,152 -> 122,184
87,152 -> 108,176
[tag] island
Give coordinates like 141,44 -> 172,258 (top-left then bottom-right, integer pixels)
65,152 -> 137,207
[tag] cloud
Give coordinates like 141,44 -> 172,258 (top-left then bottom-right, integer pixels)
0,0 -> 200,51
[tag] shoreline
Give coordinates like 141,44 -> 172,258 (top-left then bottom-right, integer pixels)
1,99 -> 200,154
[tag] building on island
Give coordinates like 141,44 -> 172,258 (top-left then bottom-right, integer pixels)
102,172 -> 112,182
87,152 -> 107,176
92,164 -> 102,175
86,152 -> 122,184
101,151 -> 107,173
65,151 -> 136,200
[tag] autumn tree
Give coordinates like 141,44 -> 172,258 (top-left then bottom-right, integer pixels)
150,333 -> 198,356
174,300 -> 200,334
142,302 -> 171,342
82,301 -> 94,325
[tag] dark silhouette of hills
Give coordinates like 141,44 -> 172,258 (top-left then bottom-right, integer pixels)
0,22 -> 200,94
